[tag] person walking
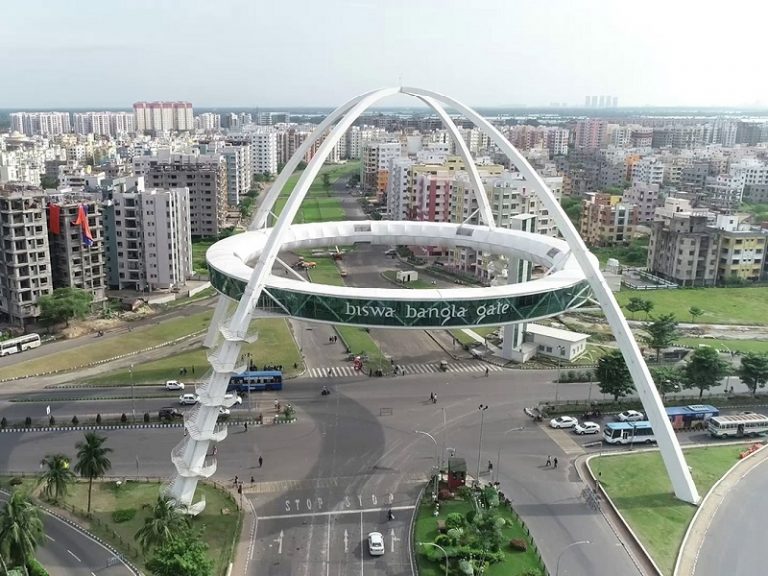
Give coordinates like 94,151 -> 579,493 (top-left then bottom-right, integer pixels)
553,457 -> 558,469
258,455 -> 263,468
484,367 -> 489,377
546,455 -> 552,467
244,422 -> 248,432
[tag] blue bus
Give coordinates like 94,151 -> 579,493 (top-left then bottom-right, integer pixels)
666,404 -> 719,429
603,421 -> 656,445
227,370 -> 283,393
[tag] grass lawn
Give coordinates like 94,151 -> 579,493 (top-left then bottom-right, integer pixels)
273,196 -> 346,223
414,498 -> 544,576
0,311 -> 214,381
592,445 -> 746,575
279,162 -> 361,199
673,337 -> 768,354
591,237 -> 649,267
571,343 -> 612,365
84,318 -> 302,384
58,480 -> 238,576
615,287 -> 768,325
192,237 -> 218,275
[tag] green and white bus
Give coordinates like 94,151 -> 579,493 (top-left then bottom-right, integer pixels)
708,414 -> 768,438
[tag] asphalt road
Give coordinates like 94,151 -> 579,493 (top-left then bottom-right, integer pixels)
0,492 -> 135,576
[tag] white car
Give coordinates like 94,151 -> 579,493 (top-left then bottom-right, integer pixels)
218,407 -> 231,417
574,421 -> 601,435
617,410 -> 644,422
178,393 -> 199,406
224,393 -> 243,405
367,531 -> 385,556
165,380 -> 185,391
549,415 -> 578,429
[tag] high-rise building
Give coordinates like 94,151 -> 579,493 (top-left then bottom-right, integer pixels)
621,183 -> 660,223
72,112 -> 135,137
361,141 -> 402,196
242,127 -> 278,176
574,119 -> 607,150
134,152 -> 227,237
222,142 -> 252,207
0,183 -> 53,327
10,112 -> 71,136
647,211 -> 718,287
579,193 -> 638,246
46,193 -> 107,306
108,186 -> 192,291
133,102 -> 194,132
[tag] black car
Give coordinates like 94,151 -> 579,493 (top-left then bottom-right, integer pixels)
159,407 -> 183,421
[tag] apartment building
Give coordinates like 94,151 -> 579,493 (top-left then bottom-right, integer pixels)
647,212 -> 718,286
222,142 -> 252,207
717,229 -> 767,282
361,141 -> 402,197
242,127 -> 278,176
631,156 -> 665,186
386,157 -> 413,221
134,152 -> 227,237
573,119 -> 607,150
108,187 -> 192,291
46,193 -> 107,306
133,102 -> 194,132
621,183 -> 660,223
0,183 -> 52,327
72,112 -> 135,137
580,193 -> 638,246
10,112 -> 71,136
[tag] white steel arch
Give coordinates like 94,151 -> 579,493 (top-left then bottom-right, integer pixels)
169,87 -> 697,510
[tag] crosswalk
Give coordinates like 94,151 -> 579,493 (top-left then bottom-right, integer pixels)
305,362 -> 503,379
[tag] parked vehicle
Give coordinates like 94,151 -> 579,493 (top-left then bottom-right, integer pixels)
550,416 -> 578,429
574,421 -> 601,435
708,414 -> 768,438
179,393 -> 199,405
617,410 -> 644,422
603,421 -> 656,445
165,380 -> 185,391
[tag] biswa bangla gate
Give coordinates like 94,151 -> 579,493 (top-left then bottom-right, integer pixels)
166,87 -> 699,513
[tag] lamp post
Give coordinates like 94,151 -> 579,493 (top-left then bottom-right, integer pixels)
555,540 -> 590,576
721,343 -> 733,393
555,345 -> 566,403
130,363 -> 135,423
495,426 -> 525,483
415,430 -> 440,497
419,542 -> 448,576
476,405 -> 488,482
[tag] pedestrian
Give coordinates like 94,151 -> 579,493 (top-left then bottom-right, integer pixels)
244,422 -> 248,432
546,455 -> 551,467
390,358 -> 395,366
274,399 -> 279,410
192,366 -> 195,375
251,476 -> 255,483
488,460 -> 493,471
234,475 -> 239,486
430,392 -> 435,403
258,456 -> 263,468
433,393 -> 438,404
328,368 -> 332,377
553,457 -> 558,469
484,367 -> 489,377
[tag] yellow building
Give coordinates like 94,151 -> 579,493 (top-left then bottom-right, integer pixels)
717,231 -> 767,282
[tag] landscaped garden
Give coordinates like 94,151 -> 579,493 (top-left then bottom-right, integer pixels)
414,483 -> 545,576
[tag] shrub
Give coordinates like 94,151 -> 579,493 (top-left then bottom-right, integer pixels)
95,413 -> 102,425
510,538 -> 528,552
445,512 -> 464,530
26,558 -> 49,576
48,415 -> 55,426
71,416 -> 79,426
143,412 -> 150,423
9,477 -> 23,486
120,413 -> 127,423
0,417 -> 6,429
111,508 -> 137,523
24,416 -> 32,427
437,488 -> 453,501
465,509 -> 477,524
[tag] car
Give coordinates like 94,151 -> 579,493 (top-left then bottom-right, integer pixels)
617,410 -> 644,422
385,248 -> 397,256
573,421 -> 600,435
224,393 -> 243,405
178,393 -> 199,405
367,531 -> 385,556
158,407 -> 183,420
218,407 -> 231,418
549,415 -> 578,429
165,380 -> 185,391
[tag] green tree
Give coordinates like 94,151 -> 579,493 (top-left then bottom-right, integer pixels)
135,495 -> 190,553
0,491 -> 44,570
650,366 -> 684,400
688,306 -> 704,323
146,533 -> 213,576
683,346 -> 728,398
74,432 -> 112,515
640,299 -> 655,320
39,175 -> 59,189
625,297 -> 645,320
38,454 -> 75,503
644,313 -> 679,362
559,196 -> 582,228
736,353 -> 768,397
38,287 -> 93,327
596,349 -> 635,401
321,172 -> 331,188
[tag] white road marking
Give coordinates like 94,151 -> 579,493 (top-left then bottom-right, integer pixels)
67,550 -> 82,563
325,514 -> 331,576
390,528 -> 400,553
359,511 -> 364,576
259,504 -> 415,521
274,529 -> 283,554
344,529 -> 349,553
45,535 -> 55,542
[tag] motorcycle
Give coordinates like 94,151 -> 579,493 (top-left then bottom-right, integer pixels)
321,387 -> 331,396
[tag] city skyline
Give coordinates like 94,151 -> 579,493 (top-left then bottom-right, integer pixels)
1,0 -> 767,108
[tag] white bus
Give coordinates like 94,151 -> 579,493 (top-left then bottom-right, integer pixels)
708,414 -> 768,438
0,333 -> 42,357
603,421 -> 656,445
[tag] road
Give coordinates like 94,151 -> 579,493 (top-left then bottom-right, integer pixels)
0,492 -> 135,576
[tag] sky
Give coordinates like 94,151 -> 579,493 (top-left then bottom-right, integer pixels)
1,0 -> 767,109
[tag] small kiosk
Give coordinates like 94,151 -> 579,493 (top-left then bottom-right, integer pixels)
447,457 -> 467,491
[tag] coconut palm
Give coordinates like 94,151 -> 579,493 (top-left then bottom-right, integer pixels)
135,495 -> 190,552
39,454 -> 75,503
0,490 -> 44,570
73,432 -> 112,515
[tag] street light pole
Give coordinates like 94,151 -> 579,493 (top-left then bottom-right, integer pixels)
416,430 -> 440,497
419,542 -> 448,576
495,426 -> 525,483
130,363 -> 135,423
555,540 -> 590,576
476,405 -> 488,482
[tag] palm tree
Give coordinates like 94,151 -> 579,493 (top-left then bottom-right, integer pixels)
74,432 -> 112,515
0,491 -> 44,570
135,495 -> 189,552
39,454 -> 75,503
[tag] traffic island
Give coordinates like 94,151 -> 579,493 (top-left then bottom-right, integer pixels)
413,482 -> 546,576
